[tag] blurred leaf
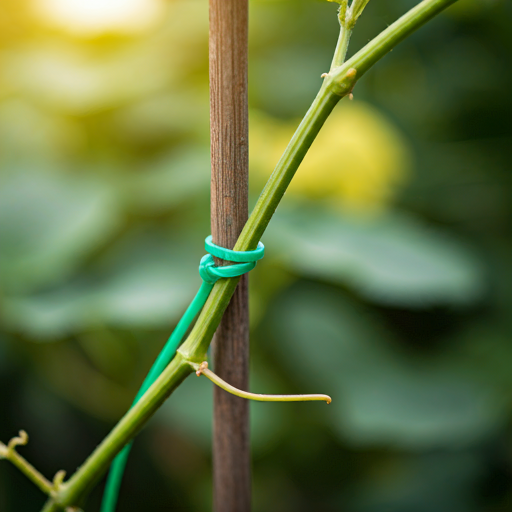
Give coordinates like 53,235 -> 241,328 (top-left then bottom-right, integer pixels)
123,146 -> 210,213
0,167 -> 120,293
348,451 -> 483,512
33,343 -> 132,421
77,330 -> 138,382
0,100 -> 85,160
250,45 -> 329,117
441,321 -> 512,400
2,230 -> 201,337
111,92 -> 209,144
447,0 -> 498,19
3,286 -> 90,339
270,283 -> 502,447
0,335 -> 14,375
90,230 -> 200,328
267,206 -> 485,307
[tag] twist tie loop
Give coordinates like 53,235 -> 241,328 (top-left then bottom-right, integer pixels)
199,236 -> 265,284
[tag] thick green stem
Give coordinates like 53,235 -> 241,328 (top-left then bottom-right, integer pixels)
41,354 -> 193,512
39,0 -> 458,509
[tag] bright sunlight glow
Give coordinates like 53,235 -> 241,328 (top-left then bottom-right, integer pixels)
34,0 -> 165,35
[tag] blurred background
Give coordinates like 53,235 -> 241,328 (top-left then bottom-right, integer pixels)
0,0 -> 511,510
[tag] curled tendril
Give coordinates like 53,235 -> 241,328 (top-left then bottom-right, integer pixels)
7,430 -> 29,451
53,470 -> 67,490
193,362 -> 332,404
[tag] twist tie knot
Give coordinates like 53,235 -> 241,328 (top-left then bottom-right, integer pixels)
199,236 -> 265,285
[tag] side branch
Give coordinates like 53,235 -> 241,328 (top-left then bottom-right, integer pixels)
193,362 -> 332,404
328,0 -> 458,93
41,354 -> 193,512
0,431 -> 65,497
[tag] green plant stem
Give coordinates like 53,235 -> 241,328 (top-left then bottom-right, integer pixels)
348,0 -> 372,27
329,0 -> 374,71
331,0 -> 456,85
41,354 -> 192,512
10,452 -> 53,495
330,1 -> 349,70
330,24 -> 351,71
0,439 -> 54,496
39,1 -> 458,509
236,0 -> 458,253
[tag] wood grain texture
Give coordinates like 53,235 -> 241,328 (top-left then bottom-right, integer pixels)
209,0 -> 250,511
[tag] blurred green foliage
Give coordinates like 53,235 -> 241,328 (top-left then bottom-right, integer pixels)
0,0 -> 511,511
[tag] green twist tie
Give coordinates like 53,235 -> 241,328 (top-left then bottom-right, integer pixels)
100,236 -> 264,512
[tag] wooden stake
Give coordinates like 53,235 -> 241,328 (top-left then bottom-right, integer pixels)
209,1 -> 250,512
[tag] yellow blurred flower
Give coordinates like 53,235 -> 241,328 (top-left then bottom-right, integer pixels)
250,101 -> 411,214
33,0 -> 166,36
